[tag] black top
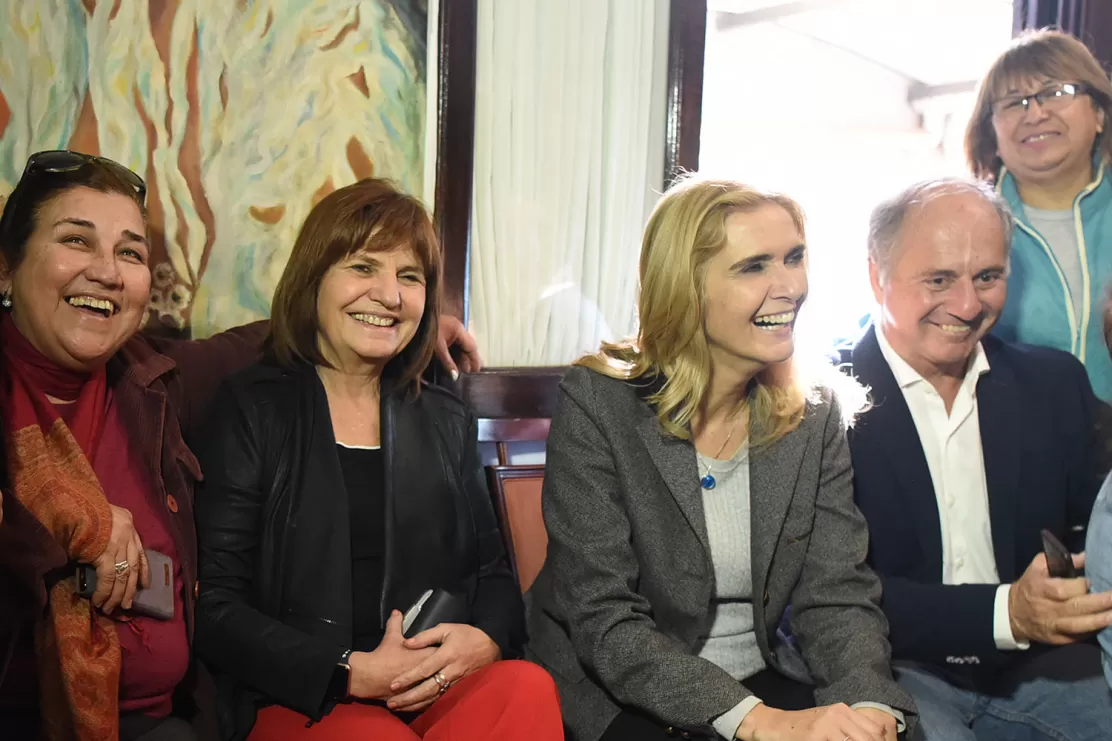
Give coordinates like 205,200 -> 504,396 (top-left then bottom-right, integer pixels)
336,444 -> 386,651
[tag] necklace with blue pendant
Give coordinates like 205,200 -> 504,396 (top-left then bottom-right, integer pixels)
699,417 -> 742,490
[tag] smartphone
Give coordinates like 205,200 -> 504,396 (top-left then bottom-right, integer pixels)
132,550 -> 175,620
1041,529 -> 1078,579
400,588 -> 468,638
73,549 -> 175,620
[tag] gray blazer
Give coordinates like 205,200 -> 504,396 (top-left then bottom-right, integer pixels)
526,367 -> 916,740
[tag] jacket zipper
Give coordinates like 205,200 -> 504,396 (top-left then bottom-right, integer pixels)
1015,220 -> 1079,354
1072,161 -> 1104,362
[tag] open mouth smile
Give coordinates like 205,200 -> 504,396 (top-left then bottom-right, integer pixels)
65,295 -> 119,318
350,312 -> 397,328
753,310 -> 795,330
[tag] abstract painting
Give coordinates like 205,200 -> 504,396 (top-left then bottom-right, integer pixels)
0,0 -> 428,337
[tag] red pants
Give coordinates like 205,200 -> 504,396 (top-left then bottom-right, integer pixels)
247,660 -> 563,741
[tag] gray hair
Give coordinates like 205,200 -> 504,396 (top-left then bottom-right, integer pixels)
867,177 -> 1015,283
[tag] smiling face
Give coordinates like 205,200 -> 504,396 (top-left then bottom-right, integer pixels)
315,244 -> 427,373
992,78 -> 1105,187
870,191 -> 1008,381
0,186 -> 150,371
702,204 -> 807,380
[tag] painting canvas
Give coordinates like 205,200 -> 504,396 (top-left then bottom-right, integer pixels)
0,0 -> 428,337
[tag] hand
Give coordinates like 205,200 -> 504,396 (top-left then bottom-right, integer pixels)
386,622 -> 500,713
1009,552 -> 1112,644
91,505 -> 150,615
435,314 -> 482,379
348,611 -> 436,700
736,703 -> 890,741
854,708 -> 898,740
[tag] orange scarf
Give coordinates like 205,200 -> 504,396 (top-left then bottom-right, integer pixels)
0,313 -> 119,740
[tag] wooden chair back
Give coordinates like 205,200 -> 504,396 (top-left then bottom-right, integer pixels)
461,368 -> 563,592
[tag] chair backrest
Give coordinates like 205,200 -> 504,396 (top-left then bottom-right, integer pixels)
462,368 -> 564,592
486,464 -> 547,592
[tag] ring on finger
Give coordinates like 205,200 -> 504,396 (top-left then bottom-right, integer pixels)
432,671 -> 451,694
114,560 -> 130,576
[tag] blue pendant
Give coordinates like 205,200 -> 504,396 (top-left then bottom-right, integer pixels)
700,474 -> 716,490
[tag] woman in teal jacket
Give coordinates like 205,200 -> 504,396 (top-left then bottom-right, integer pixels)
965,29 -> 1112,400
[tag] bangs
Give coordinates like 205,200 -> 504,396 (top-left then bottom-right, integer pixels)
332,199 -> 439,282
986,51 -> 1057,101
986,33 -> 1112,103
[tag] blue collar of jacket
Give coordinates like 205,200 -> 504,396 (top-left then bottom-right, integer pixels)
996,152 -> 1111,222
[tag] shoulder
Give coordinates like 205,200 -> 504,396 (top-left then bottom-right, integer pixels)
799,386 -> 845,438
204,360 -> 304,427
411,381 -> 470,428
984,336 -> 1087,386
220,359 -> 301,396
560,364 -> 651,405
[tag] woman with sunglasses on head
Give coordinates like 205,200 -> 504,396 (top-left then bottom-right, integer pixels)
966,29 -> 1112,401
0,152 -> 481,741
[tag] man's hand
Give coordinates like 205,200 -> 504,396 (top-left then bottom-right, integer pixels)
1010,552 -> 1112,644
435,314 -> 482,379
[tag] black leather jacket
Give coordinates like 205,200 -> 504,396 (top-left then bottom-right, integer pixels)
192,360 -> 523,740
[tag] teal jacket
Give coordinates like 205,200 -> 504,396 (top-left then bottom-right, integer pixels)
994,157 -> 1112,401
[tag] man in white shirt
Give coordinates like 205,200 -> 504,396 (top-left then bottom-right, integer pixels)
839,178 -> 1112,741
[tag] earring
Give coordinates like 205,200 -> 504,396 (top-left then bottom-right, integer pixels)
1,292 -> 11,309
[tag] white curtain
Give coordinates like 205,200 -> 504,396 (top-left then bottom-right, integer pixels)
469,0 -> 669,367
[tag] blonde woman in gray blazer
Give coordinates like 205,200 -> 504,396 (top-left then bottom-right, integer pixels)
526,177 -> 917,741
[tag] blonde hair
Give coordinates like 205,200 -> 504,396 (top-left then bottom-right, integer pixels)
577,176 -> 833,448
966,29 -> 1112,181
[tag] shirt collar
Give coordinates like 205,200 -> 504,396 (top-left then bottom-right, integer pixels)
875,323 -> 990,392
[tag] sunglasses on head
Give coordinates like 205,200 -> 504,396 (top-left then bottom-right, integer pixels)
21,150 -> 146,199
0,150 -> 146,237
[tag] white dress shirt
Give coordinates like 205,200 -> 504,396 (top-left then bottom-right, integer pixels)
875,326 -> 1028,651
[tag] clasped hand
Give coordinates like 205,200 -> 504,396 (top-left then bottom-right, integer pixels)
347,611 -> 499,714
1009,552 -> 1112,645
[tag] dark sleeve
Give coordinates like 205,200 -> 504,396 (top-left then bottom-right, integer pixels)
541,371 -> 747,729
788,398 -> 916,717
460,413 -> 526,658
1064,357 -> 1111,553
876,575 -> 1001,664
152,321 -> 269,438
0,489 -> 68,628
193,383 -> 345,721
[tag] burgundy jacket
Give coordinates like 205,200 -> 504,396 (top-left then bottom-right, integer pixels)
0,322 -> 268,739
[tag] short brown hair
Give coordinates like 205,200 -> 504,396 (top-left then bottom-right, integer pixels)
966,29 -> 1112,181
1,159 -> 146,272
268,179 -> 441,393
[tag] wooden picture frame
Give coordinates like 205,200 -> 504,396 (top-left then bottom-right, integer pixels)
433,0 -> 707,417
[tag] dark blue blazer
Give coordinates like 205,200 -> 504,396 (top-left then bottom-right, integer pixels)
840,326 -> 1107,669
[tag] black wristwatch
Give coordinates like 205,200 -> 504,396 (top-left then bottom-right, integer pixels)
326,649 -> 353,701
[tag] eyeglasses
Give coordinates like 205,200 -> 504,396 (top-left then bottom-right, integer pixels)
0,150 -> 146,238
991,82 -> 1093,121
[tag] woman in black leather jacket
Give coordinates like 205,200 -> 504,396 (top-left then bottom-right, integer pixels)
191,179 -> 562,741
